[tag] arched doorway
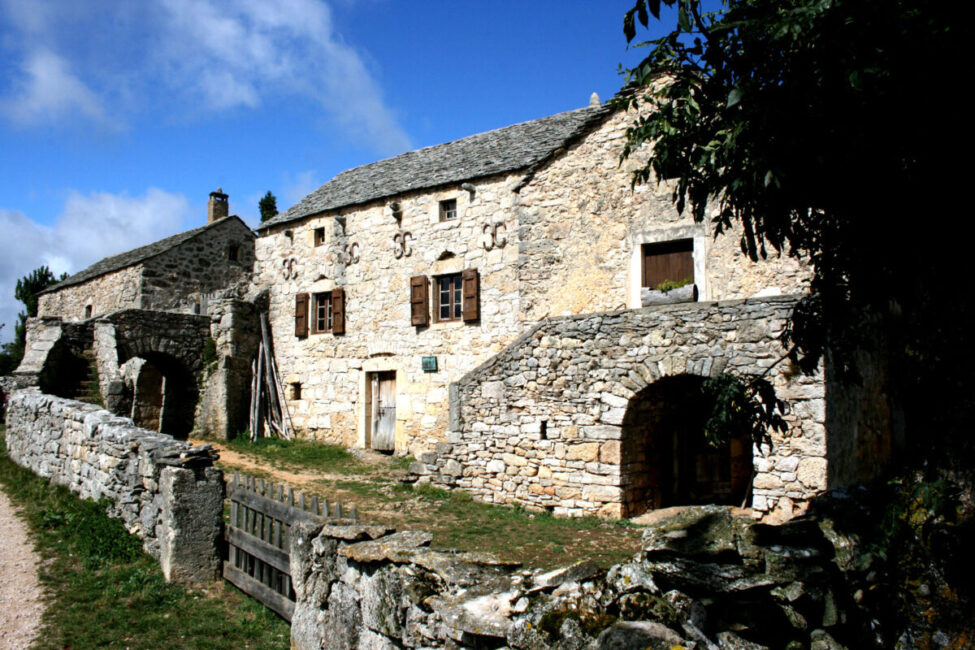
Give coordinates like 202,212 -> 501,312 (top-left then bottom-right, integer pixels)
620,374 -> 753,517
130,352 -> 198,440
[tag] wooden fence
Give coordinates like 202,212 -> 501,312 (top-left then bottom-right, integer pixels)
223,473 -> 358,621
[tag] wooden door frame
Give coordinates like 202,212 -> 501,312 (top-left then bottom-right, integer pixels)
357,362 -> 402,452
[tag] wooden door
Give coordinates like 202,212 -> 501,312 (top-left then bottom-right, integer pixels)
371,371 -> 396,451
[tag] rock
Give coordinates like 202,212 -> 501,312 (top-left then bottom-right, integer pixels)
534,560 -> 604,589
339,530 -> 433,562
642,505 -> 737,558
590,621 -> 689,649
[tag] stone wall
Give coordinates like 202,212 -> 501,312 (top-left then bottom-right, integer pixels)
288,505 -> 869,649
3,390 -> 223,584
255,172 -> 526,454
515,106 -> 810,322
413,296 -> 828,520
141,218 -> 255,314
37,264 -> 143,321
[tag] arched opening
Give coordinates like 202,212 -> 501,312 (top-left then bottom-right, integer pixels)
130,352 -> 198,440
620,374 -> 753,517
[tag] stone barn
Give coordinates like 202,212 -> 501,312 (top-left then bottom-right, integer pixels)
15,191 -> 259,439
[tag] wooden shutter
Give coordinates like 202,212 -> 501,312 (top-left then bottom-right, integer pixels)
642,240 -> 694,288
462,268 -> 479,322
295,293 -> 309,337
331,288 -> 345,335
410,275 -> 429,326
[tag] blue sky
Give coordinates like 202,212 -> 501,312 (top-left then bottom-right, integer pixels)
0,0 -> 662,342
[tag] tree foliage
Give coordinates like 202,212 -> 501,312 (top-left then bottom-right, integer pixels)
259,191 -> 278,223
617,0 -> 969,455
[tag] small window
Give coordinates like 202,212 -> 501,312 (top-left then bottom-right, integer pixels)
228,244 -> 239,261
290,382 -> 302,400
642,239 -> 694,290
434,274 -> 463,321
312,292 -> 333,333
84,305 -> 92,319
314,227 -> 326,246
439,199 -> 457,222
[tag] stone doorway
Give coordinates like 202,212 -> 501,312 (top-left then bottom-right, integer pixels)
130,353 -> 198,440
620,374 -> 753,517
366,371 -> 396,452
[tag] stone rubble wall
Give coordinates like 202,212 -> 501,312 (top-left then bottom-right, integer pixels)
288,505 -> 867,649
37,264 -> 143,321
515,106 -> 811,322
3,390 -> 223,584
413,296 -> 827,520
140,218 -> 255,314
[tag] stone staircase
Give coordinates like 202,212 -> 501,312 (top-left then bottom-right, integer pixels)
71,348 -> 103,406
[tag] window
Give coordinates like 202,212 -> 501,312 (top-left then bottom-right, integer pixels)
228,244 -> 239,261
642,239 -> 694,290
314,227 -> 326,246
439,199 -> 457,222
84,305 -> 92,319
313,292 -> 333,333
435,274 -> 463,321
432,269 -> 479,323
290,382 -> 302,400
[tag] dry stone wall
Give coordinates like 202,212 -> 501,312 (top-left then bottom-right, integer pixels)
414,296 -> 827,520
288,505 -> 871,649
3,390 -> 223,584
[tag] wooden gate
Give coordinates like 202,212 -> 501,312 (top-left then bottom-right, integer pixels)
224,473 -> 358,621
370,371 -> 396,451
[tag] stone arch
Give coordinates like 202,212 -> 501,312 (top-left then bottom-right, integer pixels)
129,351 -> 198,440
619,373 -> 753,517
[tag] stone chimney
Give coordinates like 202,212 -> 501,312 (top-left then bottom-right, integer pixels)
208,188 -> 229,223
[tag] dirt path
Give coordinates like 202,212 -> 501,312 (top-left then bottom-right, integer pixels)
0,489 -> 46,650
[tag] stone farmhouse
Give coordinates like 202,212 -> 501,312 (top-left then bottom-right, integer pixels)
12,98 -> 894,521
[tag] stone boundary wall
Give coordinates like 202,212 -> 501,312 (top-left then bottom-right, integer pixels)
287,505 -> 865,649
414,296 -> 827,520
3,390 -> 223,584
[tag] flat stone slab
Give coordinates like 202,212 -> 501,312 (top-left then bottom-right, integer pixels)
339,530 -> 433,562
320,524 -> 396,542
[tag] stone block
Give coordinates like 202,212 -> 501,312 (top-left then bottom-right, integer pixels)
565,443 -> 599,462
599,440 -> 621,464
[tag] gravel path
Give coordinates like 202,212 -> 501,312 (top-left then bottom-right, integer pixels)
0,488 -> 46,650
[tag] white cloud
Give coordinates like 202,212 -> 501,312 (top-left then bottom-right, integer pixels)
0,49 -> 113,128
0,190 -> 190,343
0,0 -> 411,155
283,170 -> 321,205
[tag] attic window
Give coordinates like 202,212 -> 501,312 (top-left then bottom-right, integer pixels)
439,199 -> 457,222
228,244 -> 239,261
84,305 -> 92,319
314,227 -> 326,246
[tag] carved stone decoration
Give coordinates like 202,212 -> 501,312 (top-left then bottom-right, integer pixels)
341,242 -> 361,265
393,231 -> 413,259
482,222 -> 507,251
281,257 -> 299,280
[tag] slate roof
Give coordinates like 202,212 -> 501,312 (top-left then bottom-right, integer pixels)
41,216 -> 252,294
259,105 -> 611,230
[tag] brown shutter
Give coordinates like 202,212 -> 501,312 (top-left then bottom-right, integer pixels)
462,268 -> 479,322
410,275 -> 429,326
331,288 -> 345,335
295,293 -> 309,337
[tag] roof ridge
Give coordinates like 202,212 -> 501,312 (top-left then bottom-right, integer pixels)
42,216 -> 252,295
260,105 -> 612,230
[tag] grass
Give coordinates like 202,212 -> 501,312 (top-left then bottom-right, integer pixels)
0,425 -> 290,650
208,435 -> 644,569
226,435 -> 368,474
